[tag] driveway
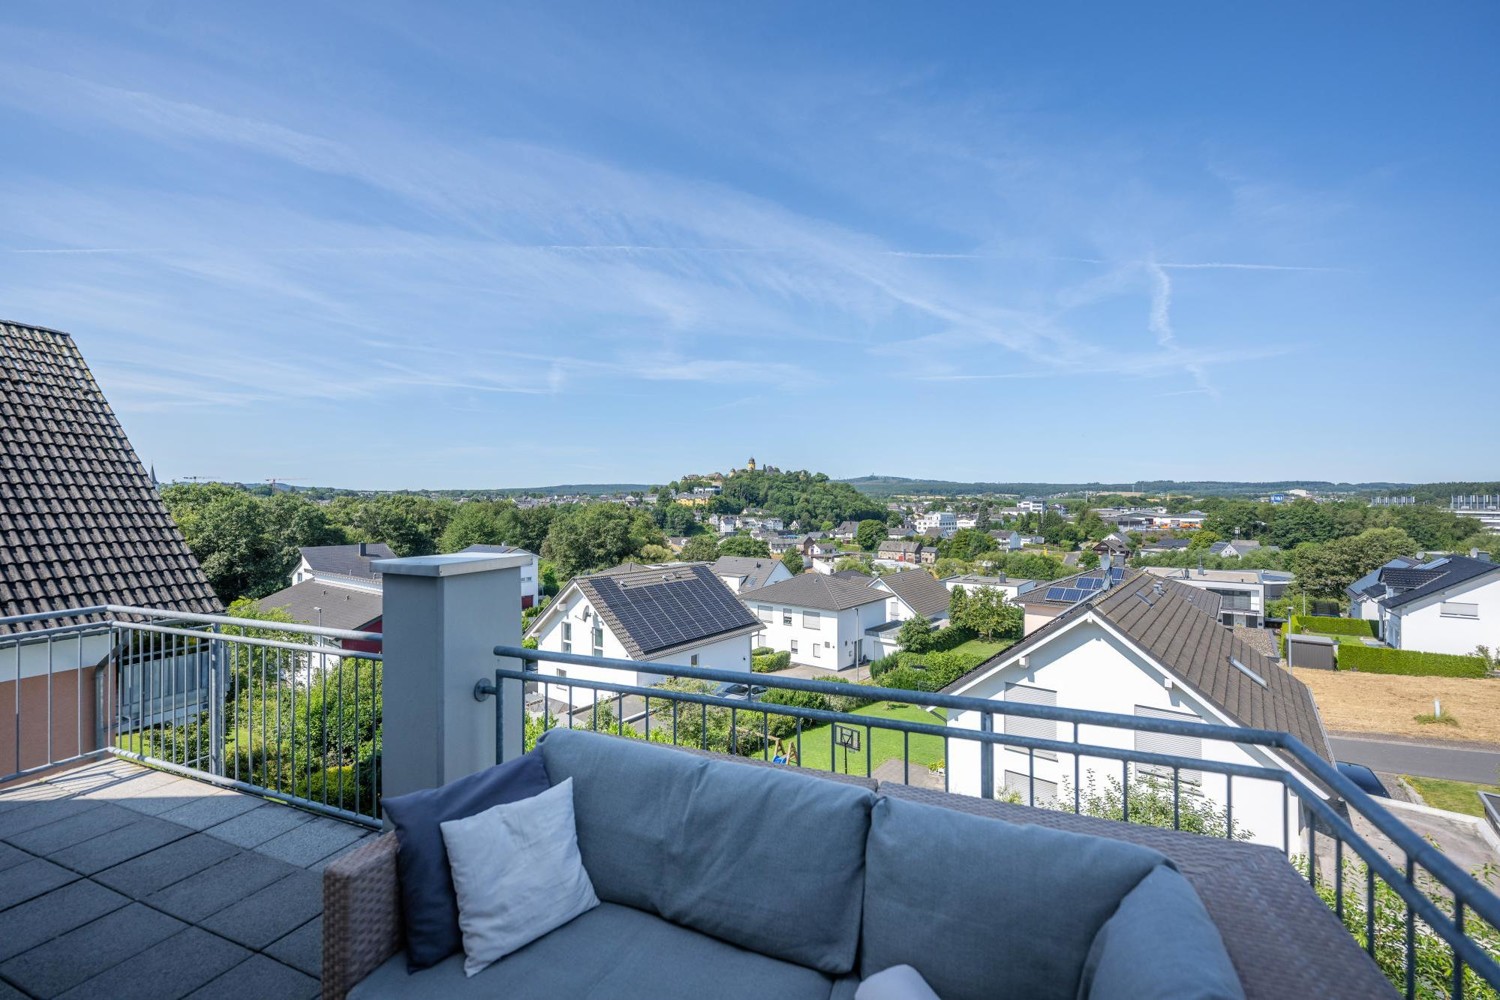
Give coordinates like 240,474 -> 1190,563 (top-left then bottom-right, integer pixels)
1329,735 -> 1500,783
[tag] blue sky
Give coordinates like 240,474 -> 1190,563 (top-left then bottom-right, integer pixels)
2,3 -> 1496,489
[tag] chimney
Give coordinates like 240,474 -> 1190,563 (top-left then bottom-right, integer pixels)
358,541 -> 369,558
1473,548 -> 1492,563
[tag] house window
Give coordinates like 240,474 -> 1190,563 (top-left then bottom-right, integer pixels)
690,654 -> 699,667
812,643 -> 820,658
1004,770 -> 1057,807
803,610 -> 821,630
1003,683 -> 1058,760
790,640 -> 799,654
782,608 -> 793,626
592,626 -> 604,657
756,604 -> 772,623
1133,705 -> 1203,786
562,621 -> 572,654
1440,602 -> 1479,619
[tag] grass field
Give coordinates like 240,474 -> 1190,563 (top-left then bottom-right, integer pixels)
946,638 -> 1013,662
1404,776 -> 1500,817
790,702 -> 948,776
1292,669 -> 1500,745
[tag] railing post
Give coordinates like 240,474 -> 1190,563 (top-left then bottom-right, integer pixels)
375,553 -> 528,799
208,625 -> 224,777
979,712 -> 994,800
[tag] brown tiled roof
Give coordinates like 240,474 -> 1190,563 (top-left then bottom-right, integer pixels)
740,573 -> 889,612
876,569 -> 952,620
946,572 -> 1333,767
0,321 -> 220,633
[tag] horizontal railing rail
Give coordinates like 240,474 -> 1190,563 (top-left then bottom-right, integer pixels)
492,644 -> 1500,999
3,608 -> 382,829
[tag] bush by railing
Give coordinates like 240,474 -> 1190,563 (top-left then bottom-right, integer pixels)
751,650 -> 791,673
1338,644 -> 1488,678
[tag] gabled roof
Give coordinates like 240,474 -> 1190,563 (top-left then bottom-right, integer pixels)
1142,537 -> 1192,550
1377,565 -> 1445,591
1382,555 -> 1500,611
877,539 -> 922,554
740,573 -> 888,612
875,570 -> 952,620
946,572 -> 1333,767
568,564 -> 760,659
1346,558 -> 1416,599
258,580 -> 383,632
709,556 -> 784,592
0,321 -> 220,633
299,543 -> 396,581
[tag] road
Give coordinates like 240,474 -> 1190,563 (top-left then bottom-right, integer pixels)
1329,736 -> 1500,784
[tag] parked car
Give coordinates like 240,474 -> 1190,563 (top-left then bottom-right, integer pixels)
1336,761 -> 1390,798
712,681 -> 767,702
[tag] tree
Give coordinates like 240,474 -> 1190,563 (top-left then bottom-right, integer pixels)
678,535 -> 721,562
1290,528 -> 1418,599
637,544 -> 674,562
438,501 -> 512,552
898,616 -> 935,653
780,550 -> 804,575
1039,508 -> 1068,545
950,587 -> 1023,641
1187,529 -> 1222,552
856,519 -> 887,552
835,556 -> 873,574
939,528 -> 1000,561
1079,549 -> 1100,570
948,585 -> 971,625
333,494 -> 455,557
719,535 -> 771,558
1063,774 -> 1251,840
161,483 -> 284,601
542,503 -> 666,578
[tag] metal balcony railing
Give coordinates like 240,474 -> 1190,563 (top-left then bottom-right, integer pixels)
484,645 -> 1500,1000
1,606 -> 383,828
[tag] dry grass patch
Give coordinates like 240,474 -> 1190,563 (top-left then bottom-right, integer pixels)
1291,669 -> 1500,745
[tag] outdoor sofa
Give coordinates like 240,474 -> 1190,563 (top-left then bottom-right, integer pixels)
324,729 -> 1394,1000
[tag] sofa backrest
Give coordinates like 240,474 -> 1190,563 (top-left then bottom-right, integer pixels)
537,728 -> 875,975
860,795 -> 1169,1000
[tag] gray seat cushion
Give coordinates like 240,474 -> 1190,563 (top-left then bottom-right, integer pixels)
861,795 -> 1168,1000
538,728 -> 874,975
1079,866 -> 1244,1000
348,901 -> 838,1000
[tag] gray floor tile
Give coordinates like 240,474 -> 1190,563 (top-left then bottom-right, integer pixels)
48,815 -> 194,875
256,814 -> 369,867
265,915 -> 321,978
158,791 -> 265,831
0,856 -> 80,911
204,801 -> 312,848
183,954 -> 319,1000
55,926 -> 250,1000
0,843 -> 29,874
0,798 -> 104,842
0,902 -> 185,997
0,878 -> 130,961
199,870 -> 323,950
93,831 -> 240,899
3,801 -> 136,854
307,835 -> 372,872
77,771 -> 214,815
0,977 -> 24,999
144,849 -> 299,923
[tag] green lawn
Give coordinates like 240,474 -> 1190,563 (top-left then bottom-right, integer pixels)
1404,776 -> 1500,817
946,638 -> 1013,661
789,702 -> 948,776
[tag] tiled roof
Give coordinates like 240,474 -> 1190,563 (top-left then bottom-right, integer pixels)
1382,556 -> 1500,610
740,573 -> 889,612
257,580 -> 383,632
299,544 -> 396,580
572,564 -> 760,659
709,556 -> 783,592
1377,566 -> 1445,591
876,570 -> 952,620
946,572 -> 1333,767
0,321 -> 220,633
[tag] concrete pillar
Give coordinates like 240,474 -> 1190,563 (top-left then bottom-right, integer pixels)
375,552 -> 529,799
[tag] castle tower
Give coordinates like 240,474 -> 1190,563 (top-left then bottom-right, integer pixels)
747,456 -> 756,471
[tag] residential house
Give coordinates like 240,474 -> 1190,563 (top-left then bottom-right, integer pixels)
1011,566 -> 1128,635
766,535 -> 800,556
1091,533 -> 1132,561
526,564 -> 759,707
459,545 -> 542,608
988,530 -> 1025,551
831,521 -> 862,542
1209,539 -> 1268,559
1016,499 -> 1048,514
941,574 -> 1037,602
739,575 -> 889,669
291,542 -> 394,590
257,580 -> 384,654
954,513 -> 980,531
1368,554 -> 1500,655
1,321 -> 221,771
942,571 -> 1334,853
915,510 -> 958,538
871,569 -> 952,625
919,546 -> 939,567
1138,538 -> 1192,556
808,542 -> 844,575
1152,511 -> 1207,531
1346,558 -> 1420,621
1141,567 -> 1292,629
876,539 -> 924,565
709,556 -> 792,594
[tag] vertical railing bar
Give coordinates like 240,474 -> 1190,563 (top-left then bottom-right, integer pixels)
644,696 -> 651,742
75,631 -> 84,761
335,646 -> 344,810
1028,746 -> 1035,807
1226,776 -> 1234,839
794,716 -> 802,768
701,702 -> 707,750
352,654 -> 359,817
1073,722 -> 1081,815
1308,821 -> 1317,889
46,634 -> 54,767
762,711 -> 769,762
1172,767 -> 1181,830
671,698 -> 678,745
1335,838 -> 1344,921
1366,864 -> 1377,959
978,713 -> 993,799
865,724 -> 872,778
730,706 -> 738,756
903,730 -> 910,785
1452,899 -> 1465,1000
615,690 -> 624,736
1404,858 -> 1416,1000
943,734 -> 950,793
1282,794 -> 1290,857
495,667 -> 504,765
1121,759 -> 1130,823
321,640 -> 330,806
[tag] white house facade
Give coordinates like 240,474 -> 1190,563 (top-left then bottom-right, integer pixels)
1377,555 -> 1500,655
942,574 -> 1334,855
740,575 -> 889,669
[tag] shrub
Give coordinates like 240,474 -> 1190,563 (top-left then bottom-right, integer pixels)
1339,645 -> 1488,678
869,653 -> 900,679
752,646 -> 775,657
879,665 -> 938,693
751,650 -> 791,673
1294,615 -> 1379,638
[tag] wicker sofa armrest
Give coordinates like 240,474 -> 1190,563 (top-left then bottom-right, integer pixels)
323,831 -> 403,1000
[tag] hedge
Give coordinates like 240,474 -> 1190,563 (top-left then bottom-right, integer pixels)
1338,644 -> 1488,678
751,650 -> 791,673
752,646 -> 775,657
871,648 -> 990,692
1293,615 -> 1378,638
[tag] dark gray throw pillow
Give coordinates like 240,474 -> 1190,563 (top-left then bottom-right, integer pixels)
381,752 -> 552,971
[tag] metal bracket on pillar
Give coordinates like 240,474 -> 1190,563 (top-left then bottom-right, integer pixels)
474,678 -> 497,702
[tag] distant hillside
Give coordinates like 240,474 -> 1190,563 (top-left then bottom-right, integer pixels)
838,476 -> 1419,499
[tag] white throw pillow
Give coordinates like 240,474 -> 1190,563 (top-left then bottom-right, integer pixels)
439,777 -> 600,977
856,964 -> 943,1000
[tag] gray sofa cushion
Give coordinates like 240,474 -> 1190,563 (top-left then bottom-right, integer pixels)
1078,866 -> 1244,1000
537,728 -> 875,975
348,901 -> 839,1000
861,795 -> 1168,1000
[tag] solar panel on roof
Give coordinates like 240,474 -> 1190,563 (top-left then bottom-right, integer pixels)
1045,586 -> 1068,601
